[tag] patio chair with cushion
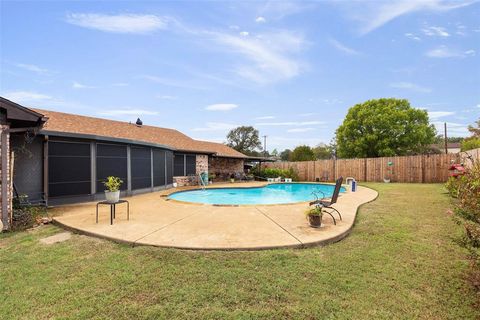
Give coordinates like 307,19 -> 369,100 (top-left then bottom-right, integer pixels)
309,176 -> 343,225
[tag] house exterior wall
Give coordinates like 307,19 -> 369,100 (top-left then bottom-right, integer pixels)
1,124 -> 11,230
173,154 -> 209,187
209,157 -> 244,180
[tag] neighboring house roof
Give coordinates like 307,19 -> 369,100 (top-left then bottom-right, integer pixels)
430,142 -> 462,150
33,108 -> 247,159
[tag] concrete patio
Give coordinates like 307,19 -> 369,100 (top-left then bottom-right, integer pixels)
51,182 -> 378,250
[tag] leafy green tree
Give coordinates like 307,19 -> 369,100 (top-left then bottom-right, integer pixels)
313,144 -> 331,159
461,138 -> 480,151
467,118 -> 480,137
280,149 -> 292,161
335,98 -> 436,158
226,126 -> 262,156
461,118 -> 480,151
271,148 -> 279,157
290,145 -> 315,161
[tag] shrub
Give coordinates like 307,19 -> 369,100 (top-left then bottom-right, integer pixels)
461,138 -> 480,152
251,166 -> 299,181
11,195 -> 47,231
445,176 -> 464,198
447,160 -> 480,289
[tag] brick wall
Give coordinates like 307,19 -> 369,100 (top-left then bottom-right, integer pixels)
209,157 -> 244,180
0,125 -> 11,230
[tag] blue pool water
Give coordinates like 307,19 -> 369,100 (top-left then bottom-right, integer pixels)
168,183 -> 345,205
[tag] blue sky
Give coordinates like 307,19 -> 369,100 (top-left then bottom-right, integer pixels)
1,0 -> 479,151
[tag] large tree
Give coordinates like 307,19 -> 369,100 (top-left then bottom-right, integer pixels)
280,149 -> 292,161
290,145 -> 315,161
313,143 -> 332,160
335,98 -> 436,158
226,126 -> 262,156
461,118 -> 480,151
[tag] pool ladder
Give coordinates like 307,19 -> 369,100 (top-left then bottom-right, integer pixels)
199,172 -> 208,190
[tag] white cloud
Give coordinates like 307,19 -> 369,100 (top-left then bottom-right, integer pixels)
390,82 -> 432,93
212,30 -> 305,84
239,31 -> 249,37
65,13 -> 169,34
287,128 -> 315,133
192,122 -> 238,131
255,16 -> 266,23
422,26 -> 449,37
156,95 -> 177,100
405,33 -> 421,41
299,112 -> 318,117
343,0 -> 476,35
14,63 -> 51,75
205,103 -> 238,111
425,45 -> 475,58
329,38 -> 360,55
254,115 -> 275,120
72,81 -> 96,89
98,109 -> 160,116
256,120 -> 325,126
428,111 -> 455,120
431,121 -> 469,136
3,91 -> 52,103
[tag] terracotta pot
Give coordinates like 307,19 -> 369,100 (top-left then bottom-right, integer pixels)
308,215 -> 322,228
105,190 -> 120,203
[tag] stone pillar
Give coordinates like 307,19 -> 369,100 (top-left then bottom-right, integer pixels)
196,154 -> 208,175
1,124 -> 11,230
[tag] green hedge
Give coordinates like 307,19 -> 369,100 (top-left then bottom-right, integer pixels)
251,166 -> 299,181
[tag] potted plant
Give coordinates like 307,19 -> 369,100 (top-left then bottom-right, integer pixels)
305,206 -> 323,228
103,176 -> 123,203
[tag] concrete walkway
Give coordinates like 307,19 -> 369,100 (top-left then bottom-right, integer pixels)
52,182 -> 378,250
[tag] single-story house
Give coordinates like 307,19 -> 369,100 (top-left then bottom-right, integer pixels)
1,97 -> 250,223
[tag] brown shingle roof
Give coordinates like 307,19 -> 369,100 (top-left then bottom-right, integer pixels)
34,109 -> 247,158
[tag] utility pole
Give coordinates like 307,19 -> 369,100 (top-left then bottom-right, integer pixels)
263,135 -> 267,158
444,122 -> 448,154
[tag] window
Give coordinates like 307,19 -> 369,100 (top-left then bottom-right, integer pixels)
174,153 -> 197,176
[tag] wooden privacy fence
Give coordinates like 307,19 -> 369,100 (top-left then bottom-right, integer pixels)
265,149 -> 480,183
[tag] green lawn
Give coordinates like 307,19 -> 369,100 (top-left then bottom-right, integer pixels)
0,183 -> 478,319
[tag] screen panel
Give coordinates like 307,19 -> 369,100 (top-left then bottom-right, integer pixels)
48,141 -> 91,197
174,153 -> 185,176
153,149 -> 166,187
131,146 -> 151,190
96,143 -> 128,192
186,155 -> 196,175
166,151 -> 173,184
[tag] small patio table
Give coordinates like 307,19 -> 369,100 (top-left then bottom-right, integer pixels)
96,200 -> 129,225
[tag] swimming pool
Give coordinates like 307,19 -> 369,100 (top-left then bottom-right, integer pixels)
168,183 -> 345,205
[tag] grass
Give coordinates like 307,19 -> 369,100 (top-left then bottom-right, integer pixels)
0,183 -> 478,319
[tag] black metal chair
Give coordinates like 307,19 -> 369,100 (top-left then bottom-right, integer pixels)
309,176 -> 344,225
